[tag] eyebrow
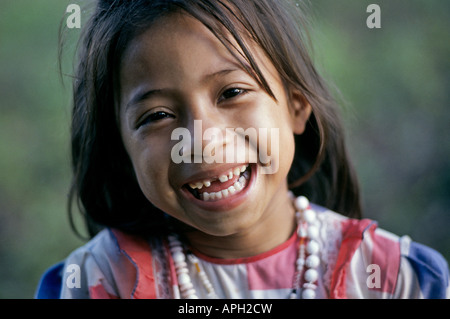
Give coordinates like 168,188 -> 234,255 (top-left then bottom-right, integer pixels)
125,68 -> 240,111
126,88 -> 168,112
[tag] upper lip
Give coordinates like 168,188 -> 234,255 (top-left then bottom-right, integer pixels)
179,163 -> 249,187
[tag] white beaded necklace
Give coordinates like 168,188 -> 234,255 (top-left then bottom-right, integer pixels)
167,195 -> 320,299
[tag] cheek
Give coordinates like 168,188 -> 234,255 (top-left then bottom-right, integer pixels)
261,128 -> 295,177
259,102 -> 296,176
245,105 -> 295,177
123,138 -> 172,204
132,150 -> 158,193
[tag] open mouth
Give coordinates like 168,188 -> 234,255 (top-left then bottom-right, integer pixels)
185,164 -> 252,202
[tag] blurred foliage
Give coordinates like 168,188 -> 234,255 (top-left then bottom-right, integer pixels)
311,0 -> 450,263
0,0 -> 448,298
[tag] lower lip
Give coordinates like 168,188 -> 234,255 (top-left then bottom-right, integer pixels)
181,164 -> 257,212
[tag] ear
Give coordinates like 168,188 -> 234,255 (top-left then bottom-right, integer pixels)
288,88 -> 312,135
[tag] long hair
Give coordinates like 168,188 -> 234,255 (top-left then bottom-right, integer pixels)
65,0 -> 362,239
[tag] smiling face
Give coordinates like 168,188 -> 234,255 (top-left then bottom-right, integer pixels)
119,13 -> 311,254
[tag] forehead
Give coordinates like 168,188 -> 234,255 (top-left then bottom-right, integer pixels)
121,14 -> 237,83
118,11 -> 281,110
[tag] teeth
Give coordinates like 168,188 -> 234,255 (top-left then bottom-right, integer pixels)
221,189 -> 229,197
190,164 -> 249,189
189,180 -> 212,189
200,172 -> 249,202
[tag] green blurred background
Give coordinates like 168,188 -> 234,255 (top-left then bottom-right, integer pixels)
0,0 -> 448,298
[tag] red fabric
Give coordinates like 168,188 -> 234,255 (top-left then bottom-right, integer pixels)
246,234 -> 299,290
369,226 -> 400,294
90,283 -> 119,299
108,218 -> 402,299
111,229 -> 157,299
329,219 -> 375,299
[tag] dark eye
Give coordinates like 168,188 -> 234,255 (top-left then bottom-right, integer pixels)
219,88 -> 246,101
138,111 -> 173,127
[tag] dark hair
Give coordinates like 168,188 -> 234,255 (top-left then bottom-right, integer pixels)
64,0 -> 362,239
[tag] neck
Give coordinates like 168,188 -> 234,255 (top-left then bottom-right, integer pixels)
184,188 -> 296,259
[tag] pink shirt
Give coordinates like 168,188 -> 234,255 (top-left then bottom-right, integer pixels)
59,207 -> 449,299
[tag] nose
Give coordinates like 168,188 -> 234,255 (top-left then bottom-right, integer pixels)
189,104 -> 231,164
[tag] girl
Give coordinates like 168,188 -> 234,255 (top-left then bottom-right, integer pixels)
38,0 -> 448,299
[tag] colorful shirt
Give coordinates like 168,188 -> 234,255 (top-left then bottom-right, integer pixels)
38,205 -> 449,299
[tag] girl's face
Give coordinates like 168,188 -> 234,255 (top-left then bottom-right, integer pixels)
119,13 -> 311,240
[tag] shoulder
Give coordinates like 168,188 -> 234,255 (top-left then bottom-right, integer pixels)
396,238 -> 449,298
59,229 -> 128,298
313,205 -> 449,299
63,229 -> 119,263
60,228 -> 163,299
62,229 -> 128,277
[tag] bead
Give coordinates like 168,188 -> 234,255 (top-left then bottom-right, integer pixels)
168,239 -> 182,247
179,282 -> 194,292
306,240 -> 320,255
172,251 -> 186,264
303,209 -> 316,224
297,227 -> 307,238
177,273 -> 191,286
170,246 -> 183,253
307,225 -> 319,239
174,261 -> 188,270
298,245 -> 305,254
306,255 -> 320,268
303,282 -> 317,290
296,257 -> 305,267
182,288 -> 197,297
298,253 -> 305,261
207,292 -> 218,299
176,267 -> 189,274
168,195 -> 321,300
204,282 -> 214,291
188,254 -> 199,263
304,269 -> 319,283
302,288 -> 316,299
199,274 -> 209,283
295,196 -> 309,211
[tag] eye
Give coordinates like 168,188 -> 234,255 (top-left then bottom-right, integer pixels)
219,88 -> 247,102
137,110 -> 174,128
